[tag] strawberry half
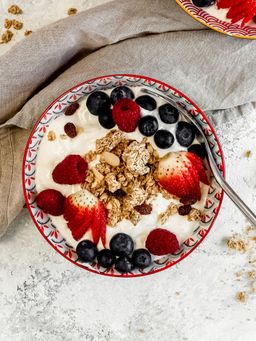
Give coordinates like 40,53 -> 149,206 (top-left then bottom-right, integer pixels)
64,189 -> 107,245
157,151 -> 209,202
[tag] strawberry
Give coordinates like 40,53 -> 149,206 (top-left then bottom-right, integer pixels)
217,0 -> 256,26
36,189 -> 65,216
146,228 -> 180,256
64,189 -> 107,245
52,155 -> 88,185
186,152 -> 209,185
157,151 -> 209,202
112,98 -> 141,132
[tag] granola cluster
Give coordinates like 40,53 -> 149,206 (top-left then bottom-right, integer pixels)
82,130 -> 161,227
82,130 -> 203,228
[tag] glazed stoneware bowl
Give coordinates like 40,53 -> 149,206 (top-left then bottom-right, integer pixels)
23,74 -> 225,277
176,0 -> 256,39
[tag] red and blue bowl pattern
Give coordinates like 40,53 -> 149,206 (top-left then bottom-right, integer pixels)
23,74 -> 225,277
176,0 -> 256,39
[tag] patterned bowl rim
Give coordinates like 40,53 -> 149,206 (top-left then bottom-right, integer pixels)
22,73 -> 225,278
176,0 -> 256,40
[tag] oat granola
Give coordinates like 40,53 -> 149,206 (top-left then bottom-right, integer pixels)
82,130 -> 203,228
8,4 -> 22,14
68,8 -> 77,15
4,19 -> 12,29
1,30 -> 13,44
24,30 -> 32,36
12,19 -> 23,30
47,131 -> 56,141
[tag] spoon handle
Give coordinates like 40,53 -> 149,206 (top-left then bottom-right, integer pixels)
141,88 -> 256,226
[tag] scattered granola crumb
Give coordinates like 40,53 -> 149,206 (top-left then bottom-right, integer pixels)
59,134 -> 68,140
47,131 -> 56,141
175,291 -> 180,296
8,4 -> 22,14
245,150 -> 252,158
12,19 -> 23,30
188,208 -> 202,222
158,203 -> 179,224
24,30 -> 32,36
246,226 -> 256,233
235,271 -> 242,278
252,281 -> 256,293
247,271 -> 256,279
236,291 -> 247,303
4,19 -> 12,29
0,30 -> 13,43
68,8 -> 77,15
227,235 -> 248,253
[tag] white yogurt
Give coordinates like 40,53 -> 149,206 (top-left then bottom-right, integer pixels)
35,86 -> 209,251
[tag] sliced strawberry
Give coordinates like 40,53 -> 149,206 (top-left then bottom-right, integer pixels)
63,189 -> 107,244
217,0 -> 256,25
186,152 -> 209,185
157,151 -> 209,202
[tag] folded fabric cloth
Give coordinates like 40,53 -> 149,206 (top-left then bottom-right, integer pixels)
0,0 -> 255,237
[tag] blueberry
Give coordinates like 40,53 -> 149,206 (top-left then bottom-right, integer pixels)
135,95 -> 157,111
97,249 -> 116,268
76,240 -> 98,262
192,0 -> 215,7
110,233 -> 134,257
158,103 -> 179,124
154,129 -> 174,149
188,143 -> 207,159
110,86 -> 135,104
138,115 -> 159,136
176,121 -> 195,147
132,249 -> 152,269
98,109 -> 115,129
115,256 -> 134,274
86,91 -> 111,116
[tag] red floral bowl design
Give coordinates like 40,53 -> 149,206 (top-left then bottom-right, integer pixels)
176,0 -> 256,39
22,74 -> 225,277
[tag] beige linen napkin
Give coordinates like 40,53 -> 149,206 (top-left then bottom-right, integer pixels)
0,0 -> 255,237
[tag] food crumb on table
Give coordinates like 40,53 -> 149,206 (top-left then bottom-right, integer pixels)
245,150 -> 252,158
236,291 -> 247,303
67,8 -> 77,15
24,30 -> 32,37
0,30 -> 13,44
12,19 -> 23,30
4,19 -> 12,29
8,4 -> 23,15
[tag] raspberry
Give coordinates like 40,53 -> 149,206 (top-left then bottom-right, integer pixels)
145,228 -> 180,256
37,189 -> 65,216
112,98 -> 141,132
52,155 -> 88,184
64,122 -> 77,138
65,102 -> 79,116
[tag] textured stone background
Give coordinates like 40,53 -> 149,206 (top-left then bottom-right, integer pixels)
0,1 -> 256,340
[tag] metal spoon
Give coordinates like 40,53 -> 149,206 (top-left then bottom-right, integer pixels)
141,87 -> 256,226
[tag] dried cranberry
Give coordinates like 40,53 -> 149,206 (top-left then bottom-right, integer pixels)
178,205 -> 192,216
134,203 -> 152,215
65,102 -> 79,116
64,122 -> 77,138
